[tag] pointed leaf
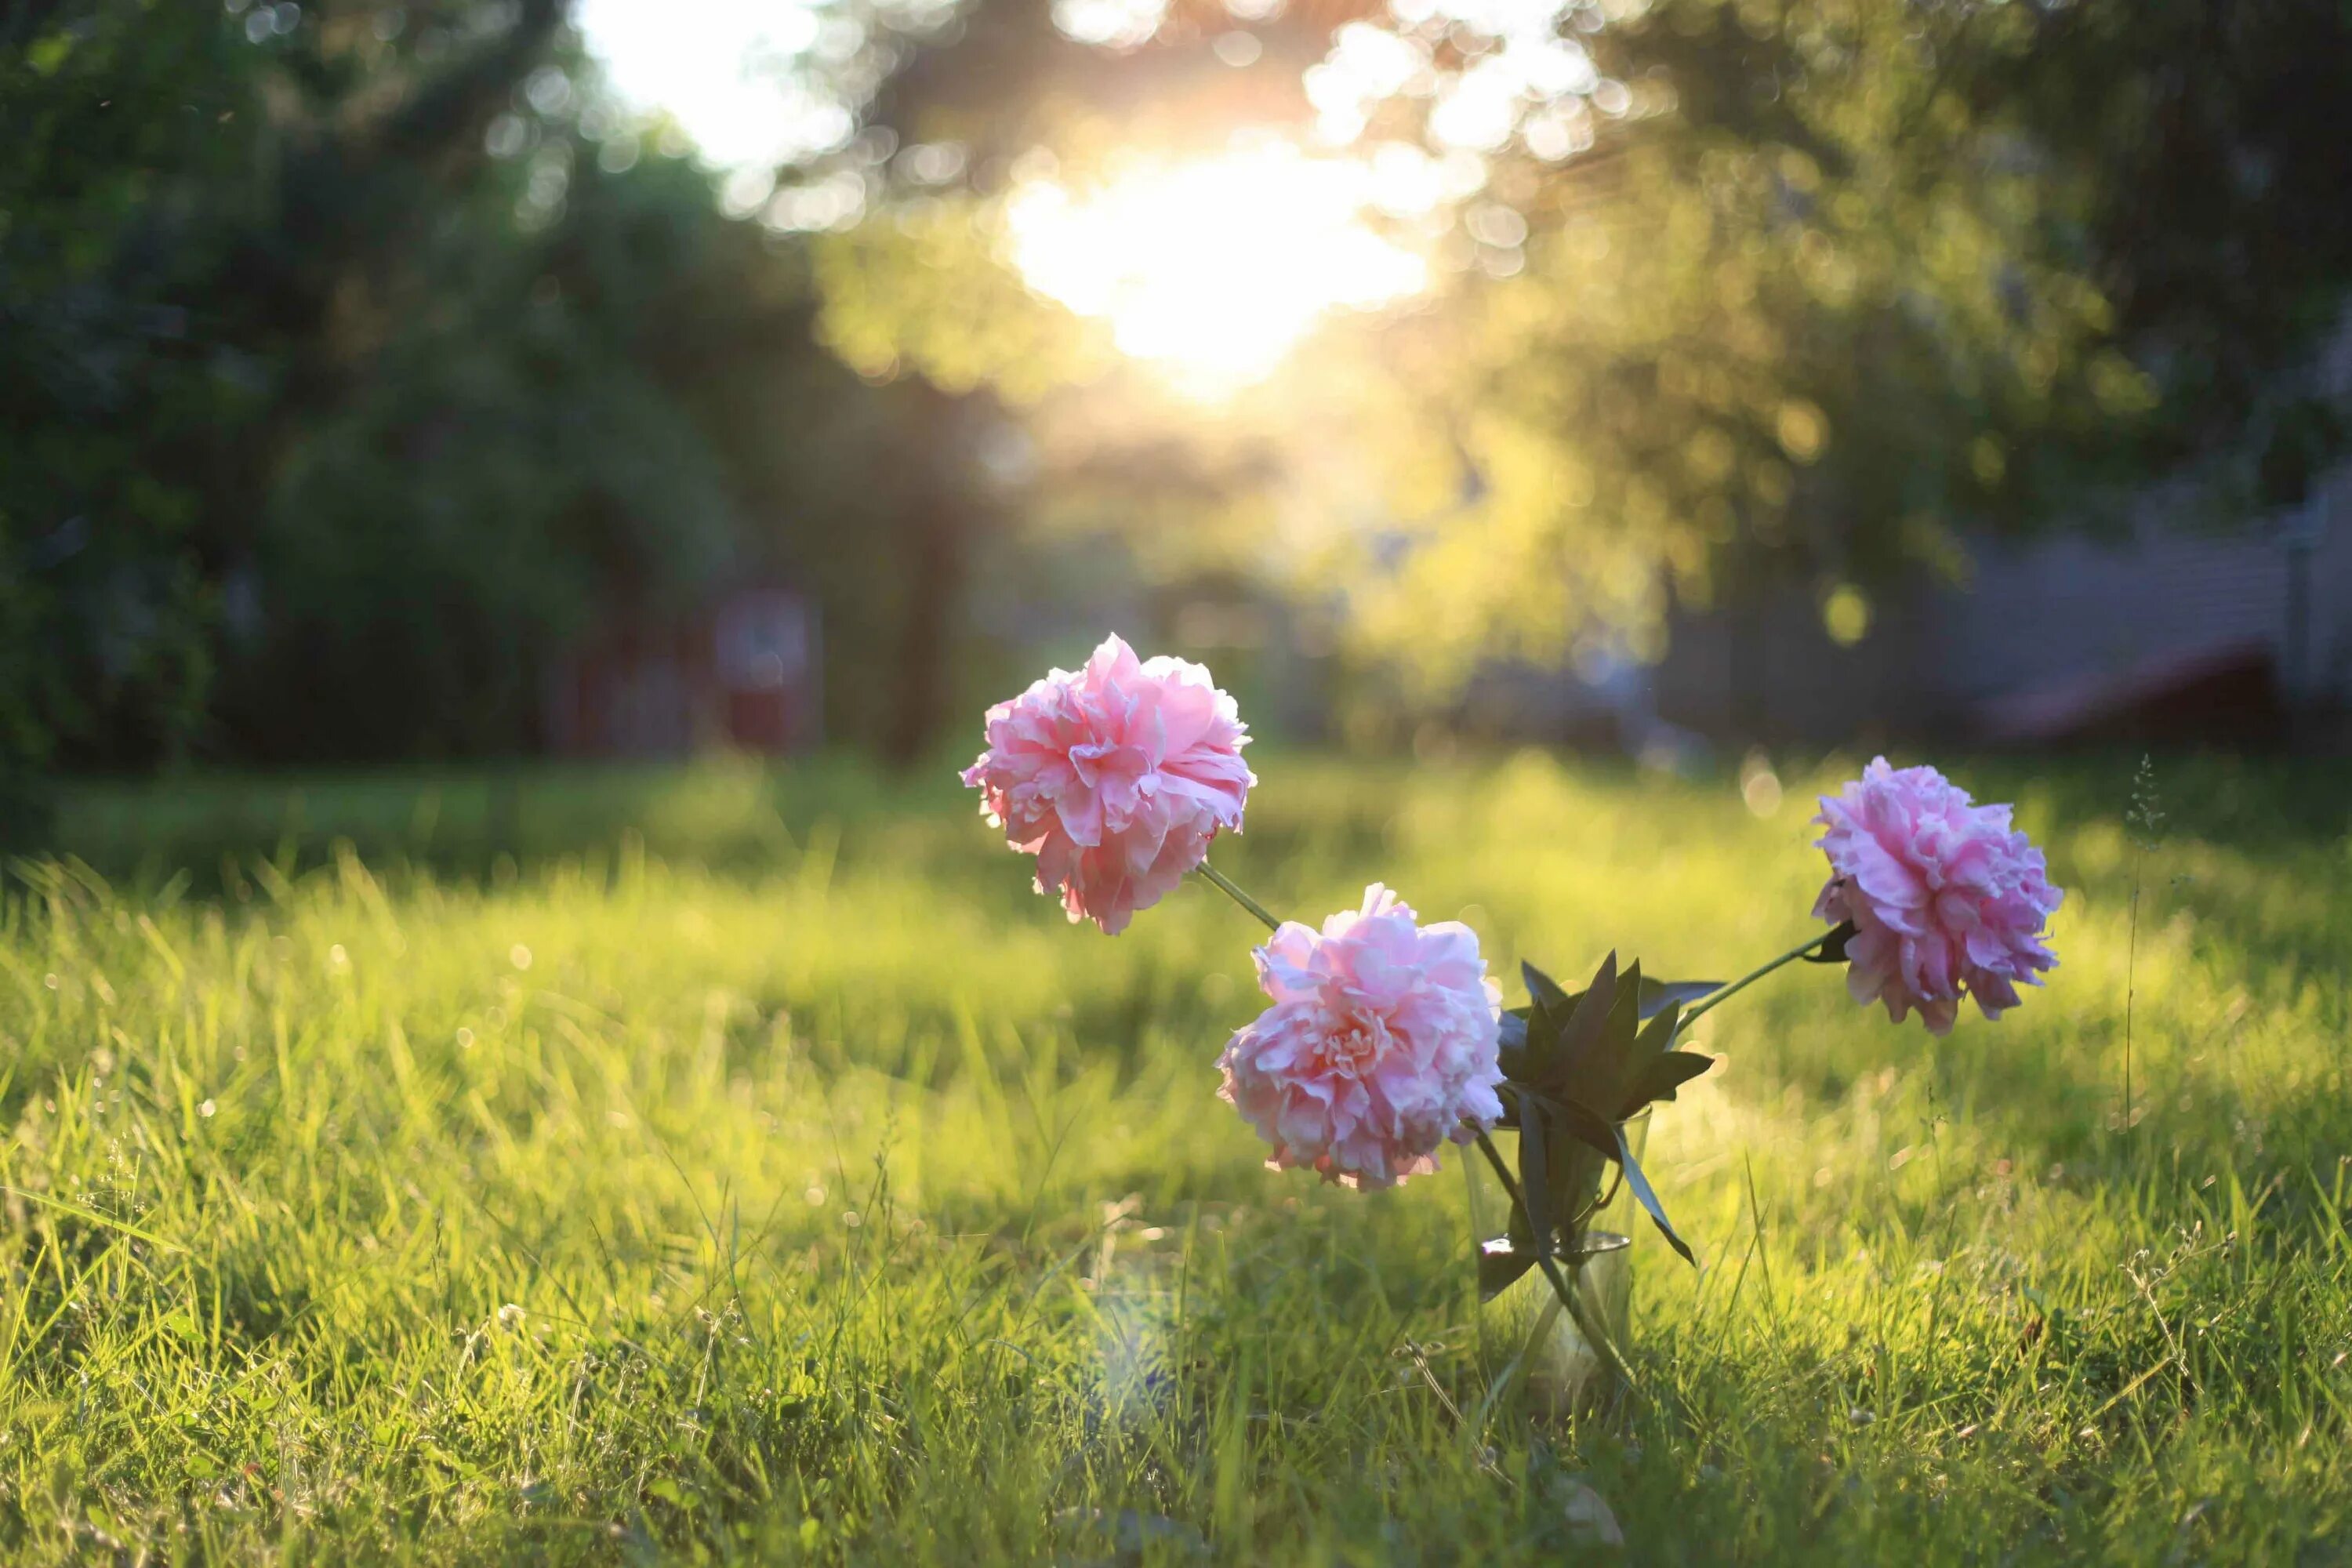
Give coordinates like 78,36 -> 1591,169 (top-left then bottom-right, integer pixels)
1477,1245 -> 1536,1301
1545,953 -> 1618,1085
1637,978 -> 1722,1018
1603,958 -> 1644,1051
1514,968 -> 1573,1088
1517,1093 -> 1556,1263
1635,1000 -> 1682,1059
1516,967 -> 1711,1029
1546,1130 -> 1611,1235
1613,1123 -> 1695,1265
1519,1090 -> 1653,1236
1547,956 -> 1645,1121
1495,1011 -> 1530,1084
1521,961 -> 1573,1022
1803,920 -> 1858,964
1541,1093 -> 1624,1163
1618,1050 -> 1716,1119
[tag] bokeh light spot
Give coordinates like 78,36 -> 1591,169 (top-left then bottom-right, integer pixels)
1823,584 -> 1872,646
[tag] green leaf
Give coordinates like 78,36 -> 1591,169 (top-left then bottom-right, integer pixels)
1609,957 -> 1644,1031
1544,956 -> 1646,1120
1805,919 -> 1859,964
1512,974 -> 1715,1030
1613,1123 -> 1695,1266
1526,1090 -> 1621,1163
1477,1243 -> 1536,1301
1495,1010 -> 1531,1086
1544,953 -> 1618,1088
1597,956 -> 1644,1073
1638,978 -> 1722,1017
1545,1128 -> 1611,1240
1514,966 -> 1573,1090
1520,960 -> 1572,1022
1634,1000 -> 1682,1059
1517,1091 -> 1555,1264
1618,1050 -> 1716,1119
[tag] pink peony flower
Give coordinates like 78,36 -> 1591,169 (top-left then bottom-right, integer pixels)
1217,884 -> 1506,1190
962,633 -> 1254,935
1813,758 -> 2063,1036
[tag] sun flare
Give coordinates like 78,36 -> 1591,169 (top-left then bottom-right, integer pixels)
1005,140 -> 1428,393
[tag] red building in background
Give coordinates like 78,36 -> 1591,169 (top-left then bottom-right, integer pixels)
545,586 -> 820,757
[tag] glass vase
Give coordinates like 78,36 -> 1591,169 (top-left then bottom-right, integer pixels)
1462,1107 -> 1649,1417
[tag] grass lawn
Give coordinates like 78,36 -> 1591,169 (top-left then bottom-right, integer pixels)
5,750 -> 2351,1563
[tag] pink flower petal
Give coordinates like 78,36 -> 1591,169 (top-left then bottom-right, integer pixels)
1813,758 -> 2063,1033
963,634 -> 1254,934
1216,885 -> 1504,1190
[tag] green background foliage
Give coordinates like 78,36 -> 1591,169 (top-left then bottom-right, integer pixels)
9,0 -> 2352,786
0,0 -> 991,786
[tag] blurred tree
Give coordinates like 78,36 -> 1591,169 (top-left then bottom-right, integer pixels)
2,0 -> 989,783
802,0 -> 2352,696
1319,0 -> 2145,684
9,0 -> 2350,793
1340,0 -> 2352,684
1,0 -> 258,798
0,0 -> 569,782
1998,0 -> 2352,492
216,125 -> 748,760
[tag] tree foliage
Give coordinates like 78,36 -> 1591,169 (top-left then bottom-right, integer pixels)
2,0 -> 990,789
824,0 -> 2352,688
8,0 -> 2350,791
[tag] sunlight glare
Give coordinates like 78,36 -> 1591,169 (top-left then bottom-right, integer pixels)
576,0 -> 848,169
1005,141 -> 1429,393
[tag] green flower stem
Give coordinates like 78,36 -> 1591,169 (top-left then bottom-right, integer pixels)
1471,1129 -> 1644,1402
1681,927 -> 1838,1024
1196,861 -> 1282,934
